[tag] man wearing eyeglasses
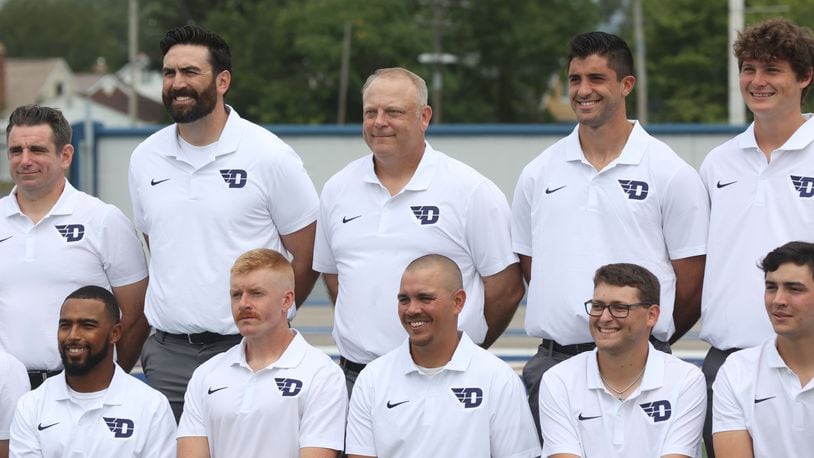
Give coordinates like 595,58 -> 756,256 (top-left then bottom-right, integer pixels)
539,263 -> 705,458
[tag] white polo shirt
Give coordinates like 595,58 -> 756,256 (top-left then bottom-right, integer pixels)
0,351 -> 28,441
540,344 -> 706,458
0,181 -> 148,370
178,330 -> 346,456
346,333 -> 541,458
10,365 -> 176,458
512,122 -> 709,344
700,116 -> 814,350
314,143 -> 517,363
713,338 -> 814,457
128,107 -> 319,334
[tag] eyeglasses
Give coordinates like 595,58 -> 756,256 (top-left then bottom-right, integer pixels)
583,300 -> 651,318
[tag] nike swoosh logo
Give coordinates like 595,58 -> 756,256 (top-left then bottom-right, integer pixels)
0,236 -> 12,243
151,178 -> 171,186
545,185 -> 567,194
578,413 -> 601,421
38,422 -> 59,431
754,396 -> 776,404
386,400 -> 409,409
342,215 -> 362,224
208,386 -> 228,395
716,180 -> 737,189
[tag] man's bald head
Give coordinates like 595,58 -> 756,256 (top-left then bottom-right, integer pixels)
403,254 -> 463,293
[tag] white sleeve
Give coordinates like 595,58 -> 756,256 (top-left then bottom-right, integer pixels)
539,370 -> 583,457
464,180 -> 518,277
345,369 -> 377,457
712,361 -> 748,433
9,394 -> 41,458
265,149 -> 319,235
661,165 -> 709,260
99,205 -> 148,287
312,194 -> 337,274
299,362 -> 348,451
177,367 -> 208,438
661,367 -> 706,457
142,395 -> 178,458
510,168 -> 534,256
0,355 -> 29,440
489,368 -> 542,458
127,154 -> 147,234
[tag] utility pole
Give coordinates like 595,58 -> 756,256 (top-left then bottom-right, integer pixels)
128,0 -> 139,126
633,0 -> 648,125
728,0 -> 745,125
337,22 -> 352,125
431,0 -> 444,123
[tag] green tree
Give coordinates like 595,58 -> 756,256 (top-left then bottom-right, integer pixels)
201,0 -> 429,123
441,0 -> 601,123
639,0 -> 729,123
0,0 -> 129,71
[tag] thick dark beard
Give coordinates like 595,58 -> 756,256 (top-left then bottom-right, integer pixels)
60,342 -> 110,376
162,78 -> 218,124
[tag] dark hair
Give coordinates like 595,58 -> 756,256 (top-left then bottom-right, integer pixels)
63,285 -> 120,323
760,241 -> 814,279
6,104 -> 72,151
568,31 -> 634,79
160,25 -> 231,74
593,263 -> 660,305
734,19 -> 814,103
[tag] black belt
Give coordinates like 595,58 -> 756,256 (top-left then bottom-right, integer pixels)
156,330 -> 241,345
28,370 -> 61,388
541,339 -> 596,356
339,357 -> 367,373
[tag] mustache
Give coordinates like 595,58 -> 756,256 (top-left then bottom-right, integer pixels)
236,311 -> 260,321
166,88 -> 198,99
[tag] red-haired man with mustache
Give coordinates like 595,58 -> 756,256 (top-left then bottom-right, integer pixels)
177,249 -> 347,458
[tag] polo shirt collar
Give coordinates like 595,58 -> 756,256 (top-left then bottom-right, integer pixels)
587,342 -> 662,394
766,337 -> 789,370
397,331 -> 474,375
159,105 -> 243,158
738,114 -> 814,152
362,141 -> 440,190
565,121 -> 647,166
50,364 -> 128,406
231,329 -> 307,371
2,178 -> 77,218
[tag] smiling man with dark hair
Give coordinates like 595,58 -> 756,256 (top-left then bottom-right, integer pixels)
512,31 -> 709,437
9,286 -> 175,457
539,263 -> 705,458
129,25 -> 320,421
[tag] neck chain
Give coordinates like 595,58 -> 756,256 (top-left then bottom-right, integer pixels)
599,365 -> 646,401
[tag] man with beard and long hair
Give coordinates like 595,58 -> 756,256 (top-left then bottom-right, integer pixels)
128,25 -> 319,421
9,286 -> 176,457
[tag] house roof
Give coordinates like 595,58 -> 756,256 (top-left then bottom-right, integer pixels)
5,57 -> 68,110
